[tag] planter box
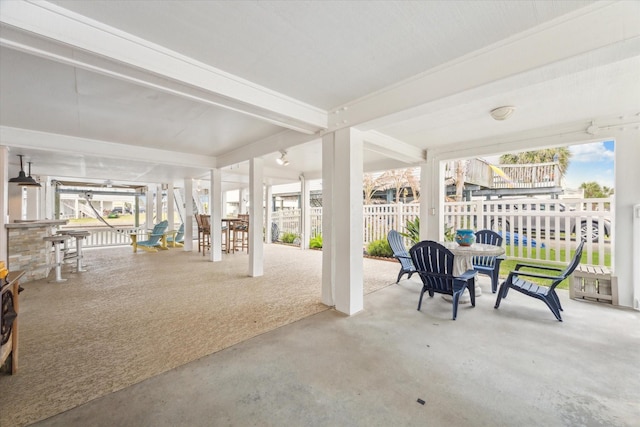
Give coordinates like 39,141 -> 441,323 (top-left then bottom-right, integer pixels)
570,265 -> 618,305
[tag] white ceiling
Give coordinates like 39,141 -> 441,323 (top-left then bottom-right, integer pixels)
0,0 -> 638,188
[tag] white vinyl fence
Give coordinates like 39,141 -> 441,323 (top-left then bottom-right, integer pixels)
63,198 -> 613,268
271,198 -> 612,267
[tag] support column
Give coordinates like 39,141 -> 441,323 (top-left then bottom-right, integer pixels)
322,134 -> 335,307
0,146 -> 9,263
300,174 -> 311,249
265,185 -> 273,244
145,188 -> 153,230
167,182 -> 175,229
614,132 -> 640,308
210,169 -> 223,262
249,158 -> 264,277
184,178 -> 194,252
422,154 -> 442,241
156,184 -> 163,222
325,128 -> 364,315
239,188 -> 248,214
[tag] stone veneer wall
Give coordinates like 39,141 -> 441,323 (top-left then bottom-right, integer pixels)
7,227 -> 54,283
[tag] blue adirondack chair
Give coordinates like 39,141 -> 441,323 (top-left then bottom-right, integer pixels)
166,223 -> 185,247
494,239 -> 585,321
387,230 -> 416,283
410,240 -> 476,320
130,220 -> 169,252
473,230 -> 505,293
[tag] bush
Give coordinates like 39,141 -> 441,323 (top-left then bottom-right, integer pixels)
400,217 -> 420,244
366,239 -> 393,257
281,232 -> 298,244
309,234 -> 323,249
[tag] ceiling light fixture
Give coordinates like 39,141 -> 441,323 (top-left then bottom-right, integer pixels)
276,150 -> 289,166
490,106 -> 516,121
9,155 -> 41,187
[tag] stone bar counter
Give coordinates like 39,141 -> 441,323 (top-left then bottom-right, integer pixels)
6,220 -> 68,283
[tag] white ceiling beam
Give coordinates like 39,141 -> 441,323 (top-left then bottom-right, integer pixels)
363,131 -> 425,164
326,1 -> 640,133
0,126 -> 216,169
0,1 -> 327,134
217,130 -> 320,169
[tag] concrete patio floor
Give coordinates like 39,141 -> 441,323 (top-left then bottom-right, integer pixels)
32,269 -> 639,427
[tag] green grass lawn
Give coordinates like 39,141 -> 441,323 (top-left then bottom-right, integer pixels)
499,246 -> 610,290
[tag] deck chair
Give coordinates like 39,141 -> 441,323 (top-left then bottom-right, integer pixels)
409,240 -> 476,320
166,223 -> 185,248
130,220 -> 169,253
473,229 -> 505,293
494,239 -> 585,321
387,230 -> 416,283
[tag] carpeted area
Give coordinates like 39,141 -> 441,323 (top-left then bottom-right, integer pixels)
0,244 -> 399,427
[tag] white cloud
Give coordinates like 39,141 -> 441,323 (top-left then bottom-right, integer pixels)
569,142 -> 615,163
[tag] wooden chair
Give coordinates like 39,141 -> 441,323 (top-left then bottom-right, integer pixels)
387,229 -> 417,284
473,229 -> 505,293
494,239 -> 585,321
130,220 -> 169,253
166,223 -> 185,248
195,214 -> 204,253
230,214 -> 249,252
200,214 -> 211,256
409,240 -> 476,320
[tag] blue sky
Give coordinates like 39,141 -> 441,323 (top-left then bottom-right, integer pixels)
481,140 -> 615,190
565,140 -> 615,189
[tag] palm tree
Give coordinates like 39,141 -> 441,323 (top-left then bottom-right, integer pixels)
499,147 -> 571,178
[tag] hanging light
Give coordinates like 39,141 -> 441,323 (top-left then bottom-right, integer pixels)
9,155 -> 31,185
9,155 -> 41,186
23,161 -> 41,187
276,150 -> 289,166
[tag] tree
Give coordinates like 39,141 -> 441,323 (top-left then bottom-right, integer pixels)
580,181 -> 614,198
363,173 -> 384,205
500,147 -> 571,178
378,169 -> 411,204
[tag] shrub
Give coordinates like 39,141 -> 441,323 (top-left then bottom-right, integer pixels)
400,217 -> 420,244
366,239 -> 393,258
309,234 -> 323,249
281,232 -> 298,244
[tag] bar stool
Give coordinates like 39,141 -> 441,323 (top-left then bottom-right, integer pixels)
43,235 -> 70,282
68,230 -> 90,272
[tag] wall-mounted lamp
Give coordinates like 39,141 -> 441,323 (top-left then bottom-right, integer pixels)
490,106 -> 515,121
8,155 -> 41,187
276,150 -> 289,166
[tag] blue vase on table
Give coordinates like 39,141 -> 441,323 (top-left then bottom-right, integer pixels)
455,229 -> 475,246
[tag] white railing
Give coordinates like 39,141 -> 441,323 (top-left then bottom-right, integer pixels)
58,226 -> 142,250
272,198 -> 613,267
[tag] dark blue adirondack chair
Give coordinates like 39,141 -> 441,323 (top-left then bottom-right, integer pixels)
494,239 -> 585,321
166,223 -> 185,247
409,240 -> 476,320
387,230 -> 416,283
131,220 -> 169,252
473,229 -> 505,293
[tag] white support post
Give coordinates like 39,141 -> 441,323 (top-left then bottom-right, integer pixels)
265,185 -> 273,244
322,133 -> 335,307
423,155 -> 442,241
249,158 -> 264,277
300,174 -> 311,249
167,182 -> 175,229
0,146 -> 9,264
26,186 -> 39,220
156,184 -> 163,222
419,161 -> 430,241
184,178 -> 194,251
145,188 -> 153,230
210,168 -> 223,262
332,128 -> 364,315
239,188 -> 248,214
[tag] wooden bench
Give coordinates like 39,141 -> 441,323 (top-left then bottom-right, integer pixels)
570,265 -> 618,305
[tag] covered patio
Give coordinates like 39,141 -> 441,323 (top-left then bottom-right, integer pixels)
1,1 -> 639,425
3,243 -> 639,426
